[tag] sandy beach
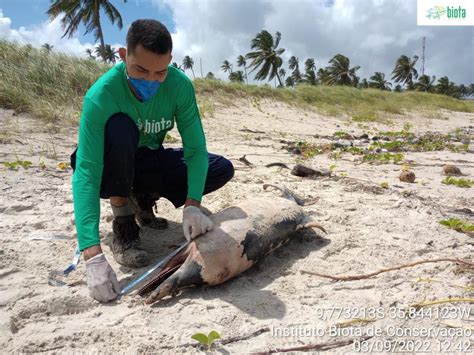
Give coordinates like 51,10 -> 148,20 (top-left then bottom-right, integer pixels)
0,100 -> 473,353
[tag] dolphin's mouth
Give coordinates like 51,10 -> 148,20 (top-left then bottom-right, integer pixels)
137,246 -> 190,297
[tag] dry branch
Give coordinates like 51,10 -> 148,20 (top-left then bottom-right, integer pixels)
301,258 -> 474,281
254,335 -> 373,354
221,326 -> 270,345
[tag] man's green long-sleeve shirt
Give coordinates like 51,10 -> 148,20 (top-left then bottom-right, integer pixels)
72,62 -> 208,251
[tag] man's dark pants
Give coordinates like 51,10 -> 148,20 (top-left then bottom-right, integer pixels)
70,113 -> 234,207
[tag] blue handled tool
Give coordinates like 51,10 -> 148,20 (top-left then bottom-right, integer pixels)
63,245 -> 81,276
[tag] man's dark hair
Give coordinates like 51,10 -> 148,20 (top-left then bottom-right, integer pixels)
126,19 -> 172,54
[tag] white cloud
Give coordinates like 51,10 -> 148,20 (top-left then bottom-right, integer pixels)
153,0 -> 472,85
0,8 -> 123,58
1,2 -> 472,85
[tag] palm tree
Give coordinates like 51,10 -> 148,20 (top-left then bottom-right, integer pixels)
359,78 -> 369,89
303,58 -> 317,85
391,54 -> 419,89
182,55 -> 195,78
368,72 -> 392,91
221,59 -> 233,75
94,44 -> 107,62
42,43 -> 54,53
278,68 -> 286,81
205,72 -> 215,79
288,56 -> 299,70
229,70 -> 245,83
46,0 -> 127,62
277,68 -> 286,88
325,54 -> 360,86
237,55 -> 248,84
317,68 -> 330,84
304,70 -> 318,85
285,76 -> 295,87
104,44 -> 118,64
457,84 -> 469,98
394,84 -> 403,92
469,84 -> 474,96
304,58 -> 316,73
85,48 -> 95,60
414,75 -> 436,92
436,76 -> 457,96
246,30 -> 285,86
288,56 -> 302,84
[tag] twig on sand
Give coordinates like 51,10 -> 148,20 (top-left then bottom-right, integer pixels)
253,335 -> 373,354
239,155 -> 254,167
265,162 -> 290,169
177,327 -> 270,349
301,258 -> 474,281
439,321 -> 474,331
239,128 -> 266,134
410,298 -> 474,309
451,208 -> 474,216
221,327 -> 270,345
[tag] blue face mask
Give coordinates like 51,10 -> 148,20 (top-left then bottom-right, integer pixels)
127,75 -> 161,102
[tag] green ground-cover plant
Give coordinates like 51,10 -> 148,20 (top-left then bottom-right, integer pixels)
57,162 -> 71,170
191,330 -> 221,350
164,133 -> 179,143
369,131 -> 468,153
446,143 -> 469,153
352,112 -> 378,122
333,131 -> 351,138
441,176 -> 474,188
439,218 -> 474,236
3,160 -> 32,170
362,152 -> 404,164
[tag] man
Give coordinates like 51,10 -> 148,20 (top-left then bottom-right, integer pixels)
70,19 -> 234,303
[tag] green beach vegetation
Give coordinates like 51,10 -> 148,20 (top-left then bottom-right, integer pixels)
1,40 -> 473,125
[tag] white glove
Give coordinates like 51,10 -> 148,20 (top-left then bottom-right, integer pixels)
182,206 -> 214,242
85,253 -> 121,303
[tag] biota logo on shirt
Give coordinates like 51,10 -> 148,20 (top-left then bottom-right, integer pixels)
417,0 -> 473,25
139,117 -> 172,134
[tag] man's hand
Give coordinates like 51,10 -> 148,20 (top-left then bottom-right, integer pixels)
182,206 -> 214,242
85,253 -> 121,303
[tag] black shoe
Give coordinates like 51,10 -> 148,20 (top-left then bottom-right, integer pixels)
111,215 -> 151,268
129,192 -> 168,230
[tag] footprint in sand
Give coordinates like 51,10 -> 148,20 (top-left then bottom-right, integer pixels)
4,204 -> 34,213
9,296 -> 97,333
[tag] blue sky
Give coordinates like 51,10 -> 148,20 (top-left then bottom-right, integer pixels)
0,0 -> 472,85
0,0 -> 175,45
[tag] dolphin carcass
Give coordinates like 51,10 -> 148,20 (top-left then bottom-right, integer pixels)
138,184 -> 326,304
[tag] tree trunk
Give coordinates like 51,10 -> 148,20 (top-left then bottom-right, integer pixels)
276,72 -> 283,87
244,67 -> 248,84
95,6 -> 107,63
191,68 -> 195,79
